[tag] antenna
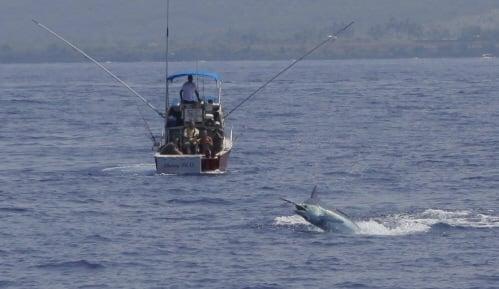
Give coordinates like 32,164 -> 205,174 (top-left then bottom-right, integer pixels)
164,0 -> 170,144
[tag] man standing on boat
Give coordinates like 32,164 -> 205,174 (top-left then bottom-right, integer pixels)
180,75 -> 200,104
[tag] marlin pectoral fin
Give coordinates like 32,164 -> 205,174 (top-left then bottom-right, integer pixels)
333,208 -> 353,220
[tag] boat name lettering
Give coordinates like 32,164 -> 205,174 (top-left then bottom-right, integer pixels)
162,161 -> 195,169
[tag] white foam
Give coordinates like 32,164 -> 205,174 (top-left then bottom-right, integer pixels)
202,169 -> 226,175
461,213 -> 499,228
273,215 -> 310,226
356,218 -> 431,236
420,209 -> 471,218
102,163 -> 156,174
357,209 -> 499,236
274,209 -> 499,236
273,215 -> 324,232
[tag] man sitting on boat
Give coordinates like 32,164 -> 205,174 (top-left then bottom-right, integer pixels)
180,75 -> 200,105
183,121 -> 199,154
200,129 -> 214,158
212,122 -> 224,154
159,138 -> 183,155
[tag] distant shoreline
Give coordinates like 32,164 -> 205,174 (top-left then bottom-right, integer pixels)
1,39 -> 497,64
0,56 -> 495,66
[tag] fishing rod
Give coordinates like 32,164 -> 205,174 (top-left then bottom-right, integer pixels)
224,21 -> 354,119
32,19 -> 165,119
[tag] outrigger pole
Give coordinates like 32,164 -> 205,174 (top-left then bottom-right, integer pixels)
224,21 -> 354,119
32,19 -> 165,119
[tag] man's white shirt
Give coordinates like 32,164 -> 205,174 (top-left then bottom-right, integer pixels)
181,82 -> 198,102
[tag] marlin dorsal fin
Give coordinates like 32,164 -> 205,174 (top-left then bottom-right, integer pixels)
310,185 -> 319,199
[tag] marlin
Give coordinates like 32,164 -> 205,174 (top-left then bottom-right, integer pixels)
281,186 -> 360,233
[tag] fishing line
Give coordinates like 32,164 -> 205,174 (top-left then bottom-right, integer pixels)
32,19 -> 165,119
33,19 -> 161,145
224,21 -> 354,119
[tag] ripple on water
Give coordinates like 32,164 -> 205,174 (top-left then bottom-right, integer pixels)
166,197 -> 233,205
35,260 -> 105,270
3,59 -> 499,289
0,207 -> 30,213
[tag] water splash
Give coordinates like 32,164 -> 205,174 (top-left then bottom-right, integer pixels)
364,209 -> 499,235
274,215 -> 309,226
273,215 -> 323,232
275,209 -> 499,236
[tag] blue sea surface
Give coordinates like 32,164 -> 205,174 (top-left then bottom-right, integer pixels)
1,59 -> 498,288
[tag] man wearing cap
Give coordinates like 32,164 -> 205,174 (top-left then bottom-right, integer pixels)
180,75 -> 200,104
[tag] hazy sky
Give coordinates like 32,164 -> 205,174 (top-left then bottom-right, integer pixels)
2,0 -> 499,49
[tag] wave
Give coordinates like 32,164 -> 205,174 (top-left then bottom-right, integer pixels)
166,197 -> 232,205
84,234 -> 111,242
0,207 -> 30,213
102,163 -> 156,175
358,209 -> 499,236
201,169 -> 227,175
102,164 -> 226,176
0,280 -> 14,287
274,209 -> 499,236
35,260 -> 104,270
77,284 -> 111,289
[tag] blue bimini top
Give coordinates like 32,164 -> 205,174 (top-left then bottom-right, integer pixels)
167,71 -> 221,82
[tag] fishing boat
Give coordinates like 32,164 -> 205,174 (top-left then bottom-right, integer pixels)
152,1 -> 232,174
154,71 -> 232,174
33,13 -> 235,175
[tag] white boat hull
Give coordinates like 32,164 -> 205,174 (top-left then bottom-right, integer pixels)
154,154 -> 203,174
155,135 -> 233,175
154,148 -> 231,175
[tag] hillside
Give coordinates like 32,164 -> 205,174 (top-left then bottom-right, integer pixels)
2,0 -> 499,62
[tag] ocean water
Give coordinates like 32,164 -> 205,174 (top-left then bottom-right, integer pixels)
1,58 -> 498,289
